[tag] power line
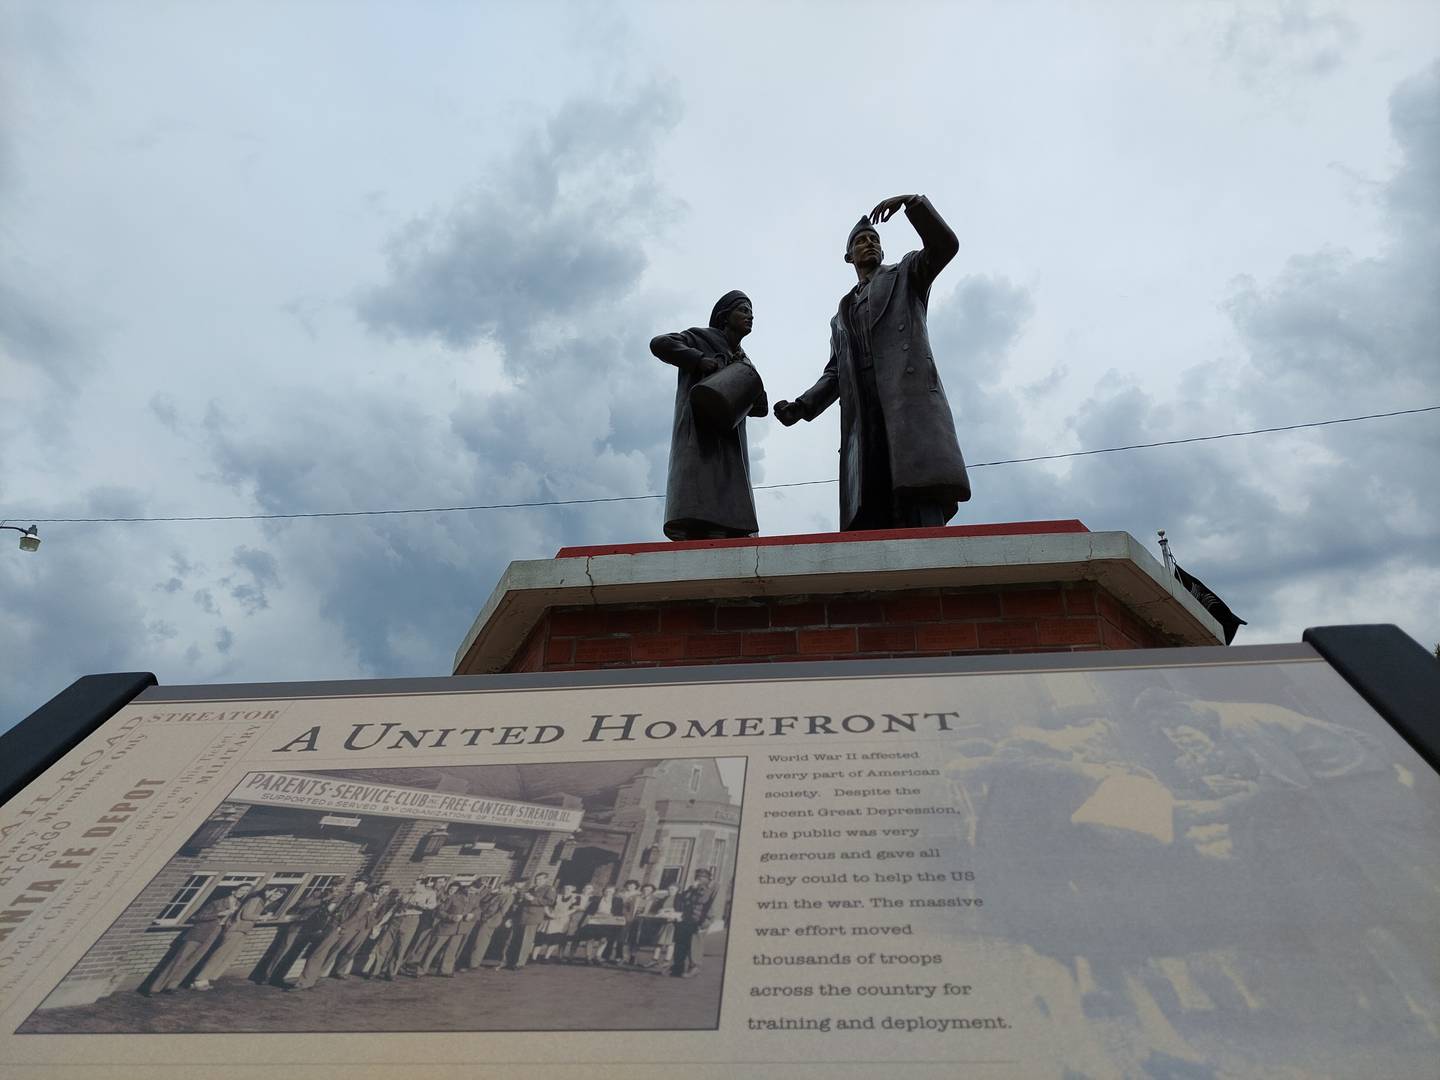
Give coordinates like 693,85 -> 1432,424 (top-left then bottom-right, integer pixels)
957,404 -> 1439,467
16,404 -> 1438,525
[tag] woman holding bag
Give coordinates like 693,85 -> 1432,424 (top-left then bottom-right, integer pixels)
650,290 -> 768,541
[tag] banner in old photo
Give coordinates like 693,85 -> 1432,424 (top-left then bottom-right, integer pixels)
230,770 -> 587,831
1,646 -> 1437,1078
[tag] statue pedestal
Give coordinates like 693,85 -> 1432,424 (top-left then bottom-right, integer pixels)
452,520 -> 1224,676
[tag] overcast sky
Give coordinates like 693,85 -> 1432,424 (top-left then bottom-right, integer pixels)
2,1 -> 1437,729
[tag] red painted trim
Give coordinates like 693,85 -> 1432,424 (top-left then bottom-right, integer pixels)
555,520 -> 1089,559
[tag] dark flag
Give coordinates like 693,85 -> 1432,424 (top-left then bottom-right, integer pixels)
1174,563 -> 1247,645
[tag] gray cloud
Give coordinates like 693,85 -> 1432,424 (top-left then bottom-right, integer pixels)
0,522 -> 221,727
0,276 -> 92,388
1223,62 -> 1439,401
148,393 -> 180,431
1061,62 -> 1438,638
1383,61 -> 1440,249
0,4 -> 73,190
1224,63 -> 1437,409
358,83 -> 682,366
154,552 -> 197,595
925,273 -> 1059,514
197,85 -> 686,678
0,489 -> 324,726
919,61 -> 1438,647
944,275 -> 1036,367
224,545 -> 280,614
1218,2 -> 1361,83
0,6 -> 93,398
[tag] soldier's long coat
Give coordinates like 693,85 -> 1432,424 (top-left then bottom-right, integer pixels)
795,196 -> 971,531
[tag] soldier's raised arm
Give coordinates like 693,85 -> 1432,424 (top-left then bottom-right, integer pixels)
899,195 -> 958,294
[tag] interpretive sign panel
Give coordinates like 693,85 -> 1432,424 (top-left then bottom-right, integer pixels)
1,645 -> 1436,1077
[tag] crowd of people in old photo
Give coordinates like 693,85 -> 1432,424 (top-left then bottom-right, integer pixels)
144,869 -> 721,995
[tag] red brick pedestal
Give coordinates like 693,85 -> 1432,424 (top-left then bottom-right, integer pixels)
453,522 -> 1222,677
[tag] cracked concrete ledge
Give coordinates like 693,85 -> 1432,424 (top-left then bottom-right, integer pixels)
452,530 -> 1225,674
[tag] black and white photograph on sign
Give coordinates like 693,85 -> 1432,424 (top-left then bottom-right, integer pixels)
928,659 -> 1440,1078
19,756 -> 744,1034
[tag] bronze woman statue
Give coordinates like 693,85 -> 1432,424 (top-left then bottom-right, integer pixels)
650,291 -> 768,541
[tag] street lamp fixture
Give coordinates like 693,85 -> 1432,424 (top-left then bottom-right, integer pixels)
1,524 -> 41,553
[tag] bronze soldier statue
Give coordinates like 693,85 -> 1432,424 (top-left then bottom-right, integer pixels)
651,291 -> 768,541
774,195 -> 971,530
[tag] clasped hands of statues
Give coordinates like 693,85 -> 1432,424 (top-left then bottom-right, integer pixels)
769,194 -> 917,427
